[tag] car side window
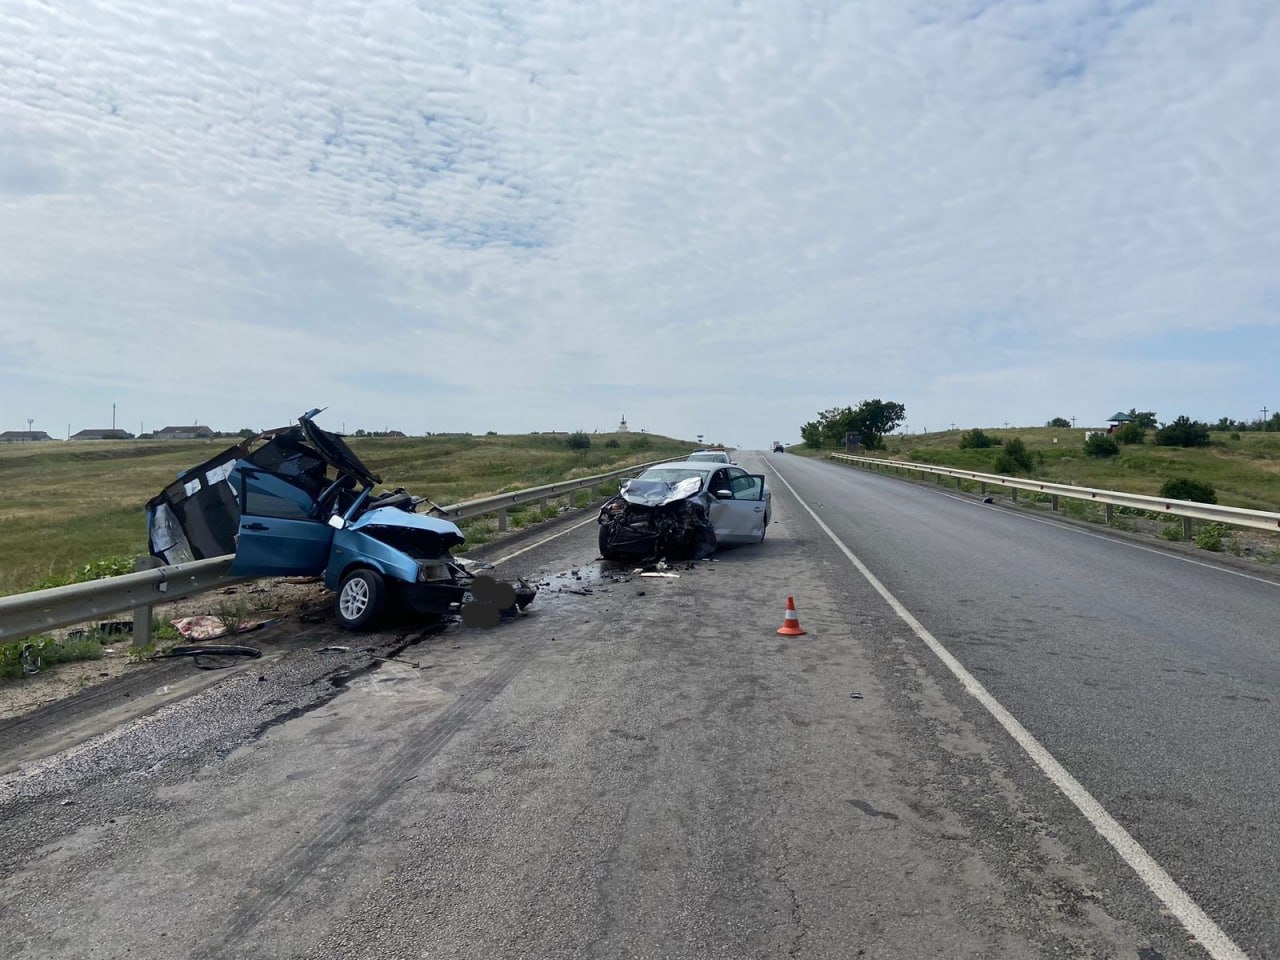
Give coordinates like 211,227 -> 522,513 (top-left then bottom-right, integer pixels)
727,467 -> 747,480
729,475 -> 763,500
241,470 -> 315,520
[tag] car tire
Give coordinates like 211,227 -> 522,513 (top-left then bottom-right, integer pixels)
759,512 -> 769,542
336,568 -> 386,631
598,524 -> 624,561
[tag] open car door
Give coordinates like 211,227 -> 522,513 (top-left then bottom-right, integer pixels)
226,466 -> 335,577
707,472 -> 767,542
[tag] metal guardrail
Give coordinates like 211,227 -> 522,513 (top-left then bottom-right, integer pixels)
829,453 -> 1280,533
0,455 -> 684,646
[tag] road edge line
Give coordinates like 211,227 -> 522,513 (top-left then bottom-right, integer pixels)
767,461 -> 1249,960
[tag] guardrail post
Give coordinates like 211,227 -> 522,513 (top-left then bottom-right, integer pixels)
497,508 -> 508,532
1051,494 -> 1059,512
131,555 -> 162,648
1011,487 -> 1018,502
1182,516 -> 1193,540
956,477 -> 962,490
980,482 -> 987,495
1105,503 -> 1114,526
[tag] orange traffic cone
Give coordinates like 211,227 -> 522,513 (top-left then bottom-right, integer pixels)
776,596 -> 807,636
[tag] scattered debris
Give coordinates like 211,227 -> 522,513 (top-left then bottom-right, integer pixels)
640,572 -> 680,579
369,655 -> 420,668
170,615 -> 280,640
317,645 -> 352,654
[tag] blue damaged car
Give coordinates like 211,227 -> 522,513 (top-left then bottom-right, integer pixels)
145,409 -> 535,630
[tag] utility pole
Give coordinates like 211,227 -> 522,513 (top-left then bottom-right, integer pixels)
112,402 -> 116,431
1003,421 -> 1009,429
1071,416 -> 1076,428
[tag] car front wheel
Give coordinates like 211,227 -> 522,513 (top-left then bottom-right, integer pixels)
759,512 -> 769,542
336,568 -> 386,631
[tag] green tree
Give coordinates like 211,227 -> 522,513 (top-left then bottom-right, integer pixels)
1083,433 -> 1119,458
993,437 -> 1034,474
800,399 -> 906,450
565,430 -> 591,455
1127,409 -> 1159,429
959,428 -> 996,449
1114,421 -> 1145,445
1046,417 -> 1071,428
1154,416 -> 1211,448
1159,478 -> 1217,504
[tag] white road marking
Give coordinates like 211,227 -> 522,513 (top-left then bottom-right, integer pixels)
768,461 -> 1251,960
488,514 -> 601,567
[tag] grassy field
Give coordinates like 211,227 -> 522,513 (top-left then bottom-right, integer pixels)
788,427 -> 1280,562
794,426 -> 1280,512
0,431 -> 697,596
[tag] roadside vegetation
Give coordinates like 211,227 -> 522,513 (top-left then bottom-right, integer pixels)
866,425 -> 1279,513
792,409 -> 1280,560
0,430 -> 695,596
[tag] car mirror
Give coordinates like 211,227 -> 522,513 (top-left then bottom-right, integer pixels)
327,514 -> 346,530
712,488 -> 734,499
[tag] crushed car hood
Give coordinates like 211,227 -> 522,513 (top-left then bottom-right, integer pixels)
619,476 -> 703,508
349,506 -> 463,537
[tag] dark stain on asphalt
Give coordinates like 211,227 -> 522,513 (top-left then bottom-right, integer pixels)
846,799 -> 900,821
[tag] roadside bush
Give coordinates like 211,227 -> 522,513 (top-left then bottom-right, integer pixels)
629,435 -> 652,451
565,431 -> 591,454
1046,417 -> 1072,428
1194,523 -> 1230,552
1159,477 -> 1217,504
993,437 -> 1034,474
1114,422 -> 1146,445
1155,416 -> 1211,448
1083,433 -> 1119,458
959,428 -> 996,450
604,438 -> 620,448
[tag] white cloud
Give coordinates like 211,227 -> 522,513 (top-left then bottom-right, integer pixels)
1,0 -> 1277,442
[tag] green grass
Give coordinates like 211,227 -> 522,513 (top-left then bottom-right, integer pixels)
799,427 -> 1280,512
0,632 -> 106,682
0,432 -> 695,594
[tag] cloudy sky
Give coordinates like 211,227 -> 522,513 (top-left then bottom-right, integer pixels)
2,0 -> 1277,446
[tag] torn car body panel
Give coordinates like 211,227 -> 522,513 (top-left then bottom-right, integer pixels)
145,408 -> 535,630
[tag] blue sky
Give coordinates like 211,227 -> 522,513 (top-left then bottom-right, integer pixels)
1,0 -> 1277,446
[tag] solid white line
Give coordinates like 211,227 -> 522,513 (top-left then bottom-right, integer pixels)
767,462 -> 1251,960
487,514 -> 601,567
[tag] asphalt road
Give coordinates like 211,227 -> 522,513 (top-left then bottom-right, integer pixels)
768,451 -> 1280,958
0,453 -> 1275,959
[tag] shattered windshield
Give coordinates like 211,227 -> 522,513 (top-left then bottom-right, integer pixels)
635,468 -> 708,486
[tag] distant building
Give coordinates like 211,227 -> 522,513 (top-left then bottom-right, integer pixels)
1105,411 -> 1136,434
70,428 -> 134,440
617,414 -> 630,433
0,430 -> 54,442
153,425 -> 215,440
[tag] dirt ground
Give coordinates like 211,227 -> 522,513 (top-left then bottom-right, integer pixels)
0,577 -> 334,722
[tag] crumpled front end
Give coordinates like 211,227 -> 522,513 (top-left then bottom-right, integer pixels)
597,486 -> 717,562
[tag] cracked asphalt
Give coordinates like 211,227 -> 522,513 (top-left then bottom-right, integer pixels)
0,453 -> 1240,959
